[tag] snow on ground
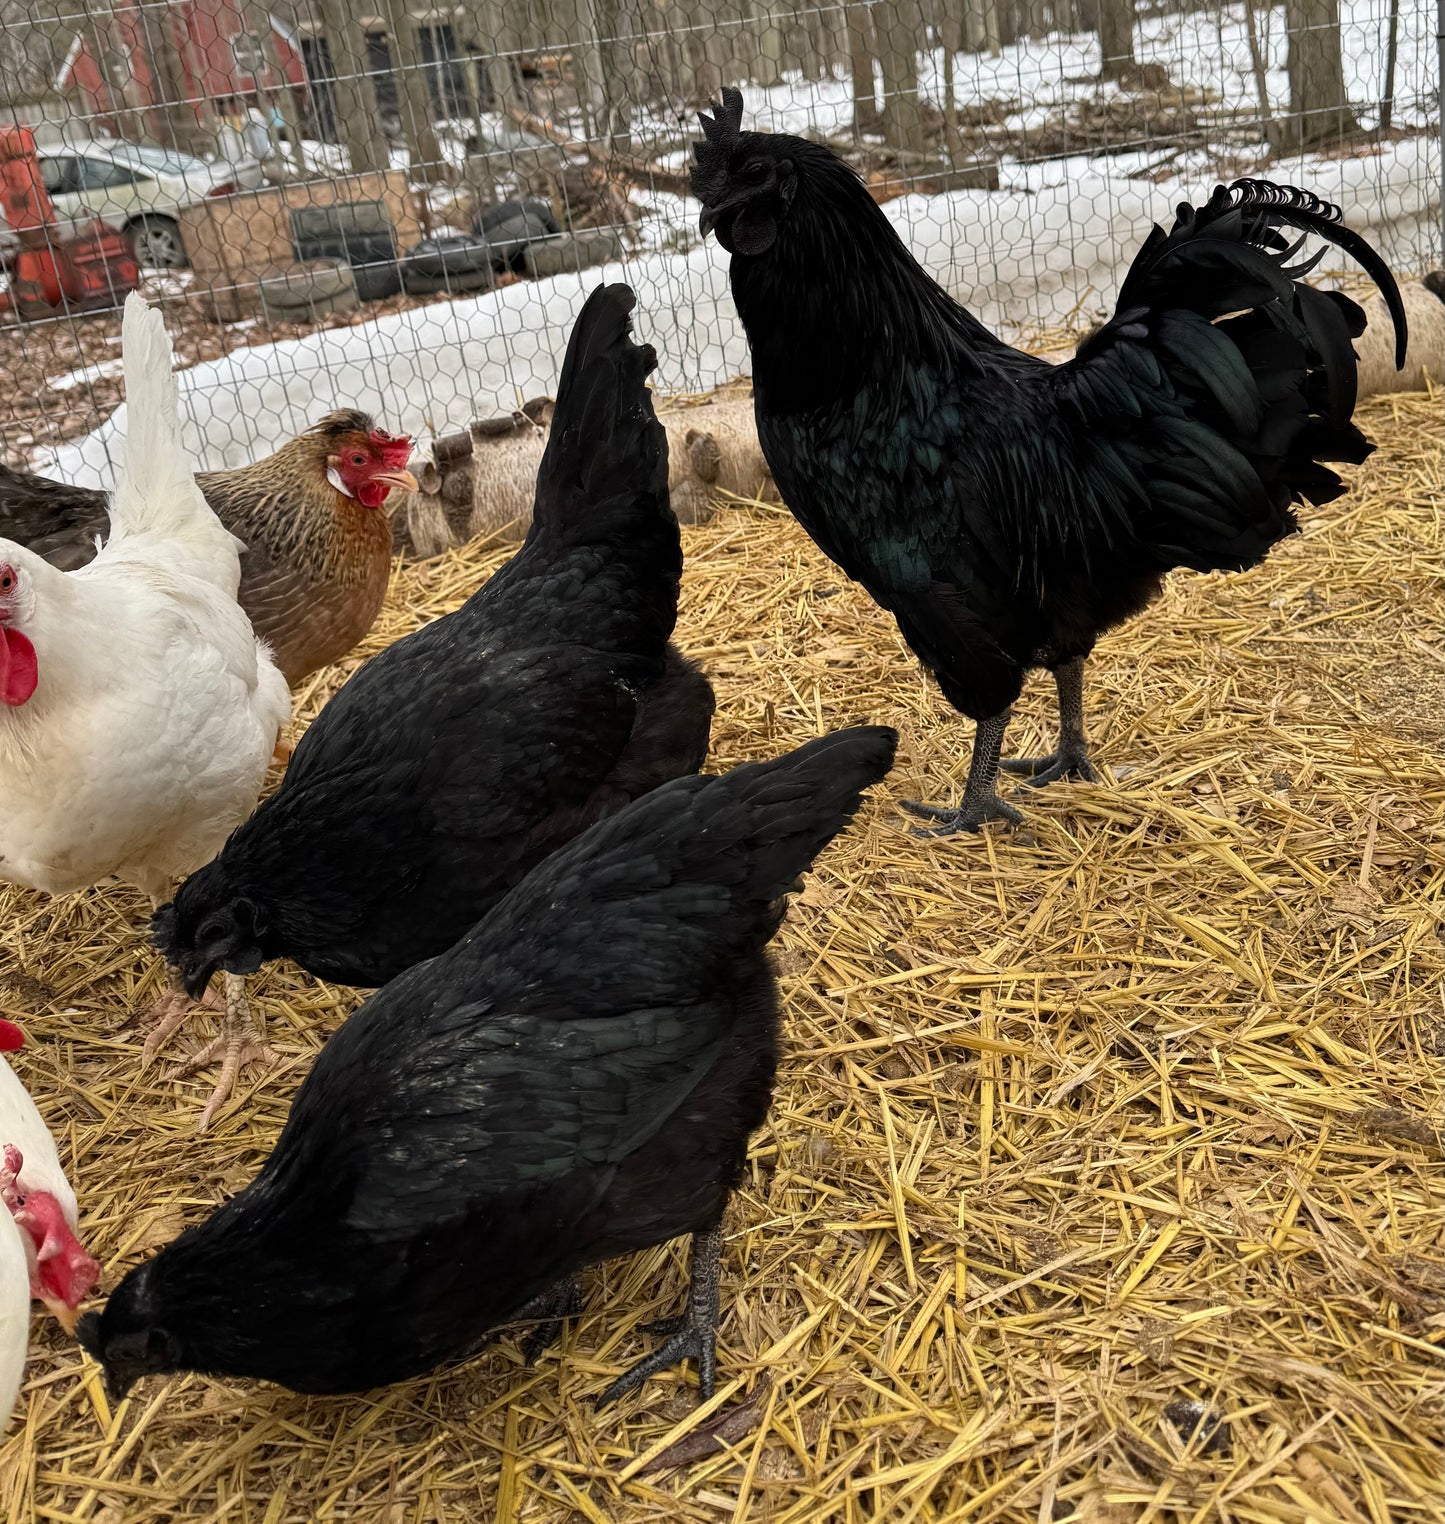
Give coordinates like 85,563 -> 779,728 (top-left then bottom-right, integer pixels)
37,1 -> 1441,483
45,358 -> 124,392
45,132 -> 1435,488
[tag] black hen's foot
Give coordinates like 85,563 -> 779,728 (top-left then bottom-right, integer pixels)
516,1274 -> 584,1364
596,1226 -> 722,1409
999,747 -> 1100,788
900,794 -> 1023,836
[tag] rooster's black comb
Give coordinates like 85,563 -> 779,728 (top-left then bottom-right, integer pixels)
699,87 -> 744,143
691,87 -> 746,204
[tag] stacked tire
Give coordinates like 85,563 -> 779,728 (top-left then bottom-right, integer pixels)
400,236 -> 496,297
256,260 -> 359,322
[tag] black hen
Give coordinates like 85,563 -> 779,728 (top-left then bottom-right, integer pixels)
150,284 -> 714,1124
78,727 -> 897,1405
692,89 -> 1407,832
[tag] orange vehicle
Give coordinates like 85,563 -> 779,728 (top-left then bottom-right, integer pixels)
0,126 -> 140,320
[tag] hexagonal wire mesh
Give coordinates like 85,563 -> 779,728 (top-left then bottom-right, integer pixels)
0,0 -> 1437,486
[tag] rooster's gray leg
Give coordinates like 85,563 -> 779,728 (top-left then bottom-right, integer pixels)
516,1273 -> 585,1364
595,1224 -> 723,1408
165,973 -> 279,1132
900,712 -> 1022,834
1001,658 -> 1100,787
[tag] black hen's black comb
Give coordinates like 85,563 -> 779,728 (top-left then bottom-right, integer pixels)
691,87 -> 746,204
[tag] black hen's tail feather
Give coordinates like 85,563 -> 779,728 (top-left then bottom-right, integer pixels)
1064,176 -> 1405,574
699,726 -> 900,908
480,727 -> 898,1002
531,282 -> 668,533
420,727 -> 898,1044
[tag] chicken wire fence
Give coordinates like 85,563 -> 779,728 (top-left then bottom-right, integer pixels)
0,0 -> 1437,484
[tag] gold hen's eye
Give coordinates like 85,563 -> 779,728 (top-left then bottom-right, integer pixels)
350,454 -> 367,467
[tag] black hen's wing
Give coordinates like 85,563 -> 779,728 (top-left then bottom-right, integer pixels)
0,462 -> 109,570
231,636 -> 650,983
1049,179 -> 1406,572
279,726 -> 897,1238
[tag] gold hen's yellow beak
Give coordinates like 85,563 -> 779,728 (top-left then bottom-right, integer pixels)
373,469 -> 419,497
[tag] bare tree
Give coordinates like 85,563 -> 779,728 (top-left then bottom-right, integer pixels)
1097,0 -> 1135,80
381,0 -> 445,181
1378,0 -> 1400,132
317,0 -> 388,173
876,0 -> 925,152
846,1 -> 879,135
1282,0 -> 1359,148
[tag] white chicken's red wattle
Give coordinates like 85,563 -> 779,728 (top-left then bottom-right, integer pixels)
0,627 -> 36,707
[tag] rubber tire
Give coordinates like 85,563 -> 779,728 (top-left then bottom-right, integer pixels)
260,285 -> 360,322
401,235 -> 495,281
295,236 -> 404,302
401,265 -> 494,297
129,215 -> 187,270
257,259 -> 356,311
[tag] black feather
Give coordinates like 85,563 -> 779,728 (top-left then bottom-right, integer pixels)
693,103 -> 1405,729
157,282 -> 714,993
80,729 -> 895,1397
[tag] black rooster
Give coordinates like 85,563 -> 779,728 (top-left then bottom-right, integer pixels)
692,89 -> 1407,832
78,727 -> 898,1405
151,283 -> 714,1126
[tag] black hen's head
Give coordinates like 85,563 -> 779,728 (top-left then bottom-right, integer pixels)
691,87 -> 852,257
152,866 -> 267,998
76,1263 -> 185,1403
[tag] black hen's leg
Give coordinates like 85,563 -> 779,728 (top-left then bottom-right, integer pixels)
596,1225 -> 722,1408
1001,658 -> 1100,787
900,712 -> 1022,835
517,1273 -> 584,1364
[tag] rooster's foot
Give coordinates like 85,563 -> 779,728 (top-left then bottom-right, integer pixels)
900,794 -> 1022,835
516,1274 -> 584,1364
596,1226 -> 721,1408
1000,746 -> 1099,788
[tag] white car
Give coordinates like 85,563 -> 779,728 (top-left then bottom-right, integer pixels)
32,140 -> 265,268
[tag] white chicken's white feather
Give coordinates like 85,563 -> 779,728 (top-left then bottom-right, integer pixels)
0,295 -> 290,901
0,1211 -> 26,1431
93,294 -> 247,594
0,1052 -> 82,1432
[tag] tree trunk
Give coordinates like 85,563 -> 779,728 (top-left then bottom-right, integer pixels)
1097,0 -> 1134,79
1282,0 -> 1360,148
1378,0 -> 1400,132
381,0 -> 444,181
317,0 -> 388,172
1241,0 -> 1273,138
136,2 -> 211,153
876,0 -> 925,152
240,0 -> 303,174
846,2 -> 879,134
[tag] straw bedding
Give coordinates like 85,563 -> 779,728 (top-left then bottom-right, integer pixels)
0,388 -> 1439,1523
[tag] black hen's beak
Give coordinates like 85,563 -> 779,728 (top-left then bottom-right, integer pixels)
180,959 -> 221,1001
76,1311 -> 136,1402
699,206 -> 721,237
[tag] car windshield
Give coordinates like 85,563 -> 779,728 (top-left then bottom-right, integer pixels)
103,143 -> 214,177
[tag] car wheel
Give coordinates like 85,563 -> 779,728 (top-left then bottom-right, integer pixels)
130,216 -> 187,270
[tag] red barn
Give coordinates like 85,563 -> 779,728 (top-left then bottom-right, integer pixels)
57,0 -> 307,134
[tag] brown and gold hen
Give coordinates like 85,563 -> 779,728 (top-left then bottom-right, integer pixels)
0,410 -> 417,685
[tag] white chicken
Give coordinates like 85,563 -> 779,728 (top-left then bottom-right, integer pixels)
0,1018 -> 99,1431
0,293 -> 290,1127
